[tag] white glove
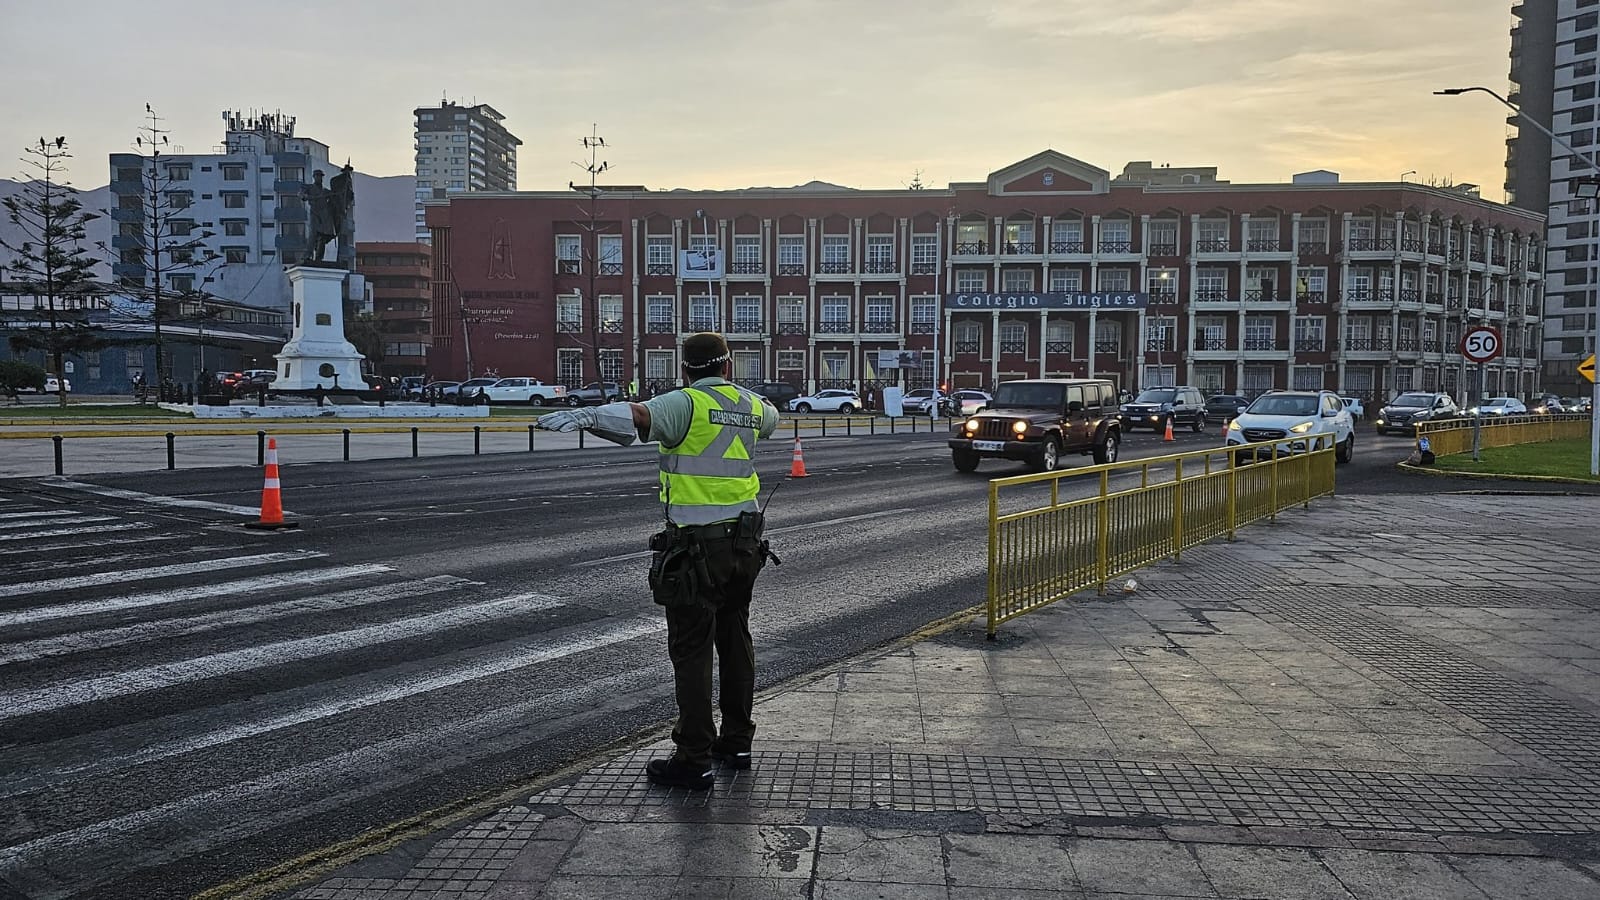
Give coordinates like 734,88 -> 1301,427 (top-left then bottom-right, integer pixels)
533,408 -> 596,432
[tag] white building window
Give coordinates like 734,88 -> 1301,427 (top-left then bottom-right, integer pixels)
1099,219 -> 1131,249
820,350 -> 850,381
955,269 -> 986,292
778,295 -> 805,324
911,295 -> 937,328
1298,267 -> 1328,297
598,235 -> 623,273
1002,269 -> 1035,291
1197,218 -> 1229,245
1097,268 -> 1131,292
820,295 -> 850,328
866,235 -> 894,268
865,295 -> 894,328
556,235 -> 581,272
599,349 -> 623,382
733,350 -> 762,382
599,295 -> 623,332
689,234 -> 718,254
732,295 -> 762,331
689,294 -> 718,331
1003,221 -> 1035,252
1149,316 -> 1177,351
557,348 -> 584,386
1292,365 -> 1322,390
1293,316 -> 1325,350
1050,219 -> 1083,250
1245,266 -> 1279,299
1196,267 -> 1228,297
1050,269 -> 1083,292
778,235 -> 805,269
556,294 -> 582,330
646,294 -> 673,330
1046,319 -> 1074,356
777,350 -> 804,372
646,350 -> 675,381
821,235 -> 850,267
646,236 -> 673,268
911,235 -> 937,270
1243,365 -> 1275,396
1149,220 -> 1179,250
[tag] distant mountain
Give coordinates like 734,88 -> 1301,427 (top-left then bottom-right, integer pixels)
0,172 -> 418,280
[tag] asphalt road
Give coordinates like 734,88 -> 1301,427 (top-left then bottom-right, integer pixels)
0,421 -> 1592,899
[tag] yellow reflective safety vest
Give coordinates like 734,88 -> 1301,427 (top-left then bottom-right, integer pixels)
659,384 -> 763,526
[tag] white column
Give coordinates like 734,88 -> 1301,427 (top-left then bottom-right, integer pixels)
1336,212 -> 1353,394
989,309 -> 1000,387
1087,308 -> 1098,379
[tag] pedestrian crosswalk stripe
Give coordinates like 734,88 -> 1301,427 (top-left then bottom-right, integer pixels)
0,532 -> 179,558
0,592 -> 562,721
0,550 -> 327,599
0,522 -> 152,543
0,576 -> 475,667
0,560 -> 367,628
0,510 -> 88,521
0,515 -> 113,531
46,480 -> 280,517
1,616 -> 664,798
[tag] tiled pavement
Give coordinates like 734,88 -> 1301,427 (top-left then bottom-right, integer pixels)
286,493 -> 1600,899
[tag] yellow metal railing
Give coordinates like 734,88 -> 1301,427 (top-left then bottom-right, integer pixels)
1415,413 -> 1590,457
985,436 -> 1336,637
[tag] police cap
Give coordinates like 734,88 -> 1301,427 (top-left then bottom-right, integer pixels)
682,332 -> 730,368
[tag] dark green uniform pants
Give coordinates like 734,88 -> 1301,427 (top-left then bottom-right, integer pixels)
665,557 -> 758,768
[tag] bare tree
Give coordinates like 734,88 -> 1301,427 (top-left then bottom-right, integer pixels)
0,137 -> 106,408
103,105 -> 223,399
567,126 -> 622,389
906,170 -> 927,190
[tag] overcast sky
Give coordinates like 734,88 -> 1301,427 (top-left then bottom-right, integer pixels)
1,0 -> 1517,194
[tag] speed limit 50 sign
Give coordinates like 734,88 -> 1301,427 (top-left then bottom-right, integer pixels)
1460,326 -> 1502,364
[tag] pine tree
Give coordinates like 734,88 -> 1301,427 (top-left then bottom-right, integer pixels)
0,137 -> 106,408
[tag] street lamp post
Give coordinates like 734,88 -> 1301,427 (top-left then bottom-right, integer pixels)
1436,86 -> 1600,476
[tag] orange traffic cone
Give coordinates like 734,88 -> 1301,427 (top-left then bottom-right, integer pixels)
789,438 -> 810,478
1163,416 -> 1176,443
245,438 -> 299,530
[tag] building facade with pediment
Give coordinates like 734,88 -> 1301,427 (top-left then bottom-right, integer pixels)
423,150 -> 1547,406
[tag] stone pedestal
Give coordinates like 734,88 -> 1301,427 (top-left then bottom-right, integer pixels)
274,265 -> 366,391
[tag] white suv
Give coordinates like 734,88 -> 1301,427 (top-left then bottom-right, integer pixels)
1226,390 -> 1354,464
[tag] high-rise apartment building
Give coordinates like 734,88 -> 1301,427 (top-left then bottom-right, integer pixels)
412,100 -> 520,242
108,110 -> 333,314
1507,0 -> 1599,394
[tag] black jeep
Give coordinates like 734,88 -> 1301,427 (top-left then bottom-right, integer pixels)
948,378 -> 1121,473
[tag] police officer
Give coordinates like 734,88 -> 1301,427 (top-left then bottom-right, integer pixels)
535,332 -> 780,789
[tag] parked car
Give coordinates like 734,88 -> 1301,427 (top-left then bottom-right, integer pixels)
443,377 -> 501,401
942,390 -> 993,417
1339,397 -> 1366,421
1374,392 -> 1460,435
483,378 -> 569,406
1467,397 -> 1527,416
790,389 -> 861,414
1205,394 -> 1250,423
1226,390 -> 1354,464
565,381 -> 623,406
950,378 -> 1121,473
901,388 -> 942,415
1119,386 -> 1208,432
1532,396 -> 1566,414
18,375 -> 73,394
399,376 -> 427,400
422,380 -> 460,401
751,382 -> 801,409
232,371 -> 276,395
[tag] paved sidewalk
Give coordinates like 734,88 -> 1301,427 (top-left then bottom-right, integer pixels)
283,493 -> 1600,900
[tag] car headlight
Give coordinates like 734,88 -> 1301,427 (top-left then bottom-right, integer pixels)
1012,420 -> 1028,435
964,419 -> 979,432
1228,420 -> 1242,431
1289,421 -> 1315,434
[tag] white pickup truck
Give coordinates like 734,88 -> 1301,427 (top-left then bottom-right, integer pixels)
1339,396 -> 1365,421
481,378 -> 568,406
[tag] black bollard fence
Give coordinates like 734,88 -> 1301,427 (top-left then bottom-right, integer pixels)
342,428 -> 351,462
578,428 -> 585,449
473,425 -> 481,455
527,424 -> 535,452
258,388 -> 267,408
845,417 -> 852,436
257,431 -> 266,466
792,418 -> 799,440
411,426 -> 419,458
52,435 -> 63,476
165,432 -> 175,470
315,387 -> 326,408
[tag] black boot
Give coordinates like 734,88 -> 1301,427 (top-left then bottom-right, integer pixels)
711,744 -> 753,770
646,757 -> 713,790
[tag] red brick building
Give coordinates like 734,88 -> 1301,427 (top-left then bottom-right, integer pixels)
355,242 -> 431,377
424,150 -> 1546,404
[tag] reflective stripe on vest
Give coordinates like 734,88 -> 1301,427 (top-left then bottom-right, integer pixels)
659,385 -> 761,526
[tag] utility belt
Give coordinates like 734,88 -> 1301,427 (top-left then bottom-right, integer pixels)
647,511 -> 781,608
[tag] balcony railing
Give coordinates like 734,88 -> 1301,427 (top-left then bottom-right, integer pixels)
910,262 -> 938,275
1244,289 -> 1283,303
953,242 -> 989,255
1343,337 -> 1372,351
558,260 -> 581,275
1293,339 -> 1324,352
777,263 -> 806,276
909,322 -> 935,334
1147,242 -> 1179,256
729,318 -> 763,333
1397,337 -> 1420,352
1098,240 -> 1133,254
1094,339 -> 1121,354
1344,289 -> 1374,302
1424,291 -> 1444,305
1428,243 -> 1447,256
1195,239 -> 1233,253
1491,252 -> 1506,267
1148,290 -> 1178,305
1195,289 -> 1232,302
1446,294 -> 1463,310
1344,238 -> 1394,252
688,317 -> 719,331
599,262 -> 623,276
1401,238 -> 1426,253
816,320 -> 853,333
645,262 -> 674,276
860,320 -> 899,333
1002,242 -> 1037,254
645,321 -> 675,334
1243,338 -> 1280,351
1145,339 -> 1174,352
1245,239 -> 1281,253
1375,289 -> 1395,303
598,320 -> 624,333
1470,248 -> 1486,263
818,261 -> 852,274
1297,242 -> 1329,256
995,340 -> 1025,354
1194,337 -> 1230,351
1449,249 -> 1464,263
729,261 -> 765,275
1046,341 -> 1073,354
776,321 -> 807,335
1049,240 -> 1085,254
817,379 -> 854,391
1489,297 -> 1506,311
862,260 -> 897,273
1296,290 -> 1326,303
950,340 -> 982,355
556,319 -> 582,333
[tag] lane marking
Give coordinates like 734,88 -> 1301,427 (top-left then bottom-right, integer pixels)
0,551 -> 325,600
0,515 -> 113,531
43,480 -> 278,518
0,522 -> 151,543
0,616 -> 664,800
0,532 -> 181,558
570,506 -> 918,567
0,576 -> 477,667
0,558 -> 357,627
0,510 -> 85,521
0,592 -> 562,721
